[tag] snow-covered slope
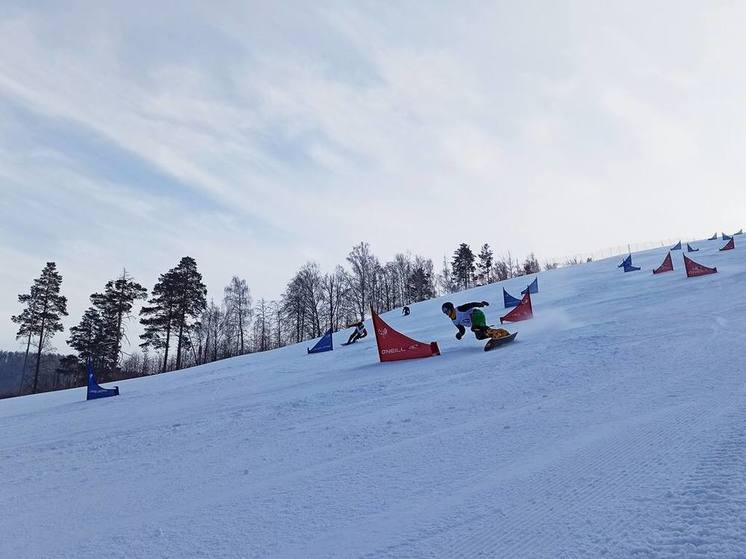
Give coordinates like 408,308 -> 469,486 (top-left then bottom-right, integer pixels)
2,240 -> 746,558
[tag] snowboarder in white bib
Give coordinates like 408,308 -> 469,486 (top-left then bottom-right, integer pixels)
441,301 -> 510,341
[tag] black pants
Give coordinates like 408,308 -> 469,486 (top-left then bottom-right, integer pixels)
347,331 -> 367,344
472,326 -> 489,340
473,326 -> 508,340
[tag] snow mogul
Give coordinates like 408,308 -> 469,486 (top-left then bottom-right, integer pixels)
441,301 -> 514,349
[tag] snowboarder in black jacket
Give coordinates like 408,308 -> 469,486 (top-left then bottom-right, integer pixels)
346,321 -> 367,344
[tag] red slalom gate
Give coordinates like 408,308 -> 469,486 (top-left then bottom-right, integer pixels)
653,252 -> 674,274
371,308 -> 440,363
500,291 -> 533,323
684,255 -> 717,278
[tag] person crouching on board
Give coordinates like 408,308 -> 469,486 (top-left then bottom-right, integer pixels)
441,301 -> 510,341
346,321 -> 367,344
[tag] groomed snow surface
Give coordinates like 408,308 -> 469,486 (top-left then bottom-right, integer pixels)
2,241 -> 745,558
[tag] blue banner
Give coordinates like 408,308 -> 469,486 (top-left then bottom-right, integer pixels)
521,277 -> 539,295
619,254 -> 639,272
86,359 -> 119,400
307,329 -> 333,354
503,288 -> 521,308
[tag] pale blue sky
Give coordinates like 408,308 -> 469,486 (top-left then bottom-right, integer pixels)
2,1 -> 745,351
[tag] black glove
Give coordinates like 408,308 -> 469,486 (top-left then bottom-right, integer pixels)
481,301 -> 489,306
456,331 -> 463,340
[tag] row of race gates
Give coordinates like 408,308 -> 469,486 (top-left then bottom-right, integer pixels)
619,230 -> 741,276
308,230 -> 743,365
83,229 -> 741,402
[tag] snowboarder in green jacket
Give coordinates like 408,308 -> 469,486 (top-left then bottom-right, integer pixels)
441,301 -> 510,341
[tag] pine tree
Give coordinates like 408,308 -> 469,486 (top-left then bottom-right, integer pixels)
11,263 -> 68,393
90,270 -> 147,369
68,271 -> 147,374
55,355 -> 84,389
139,278 -> 174,372
407,257 -> 436,302
140,257 -> 207,373
67,308 -> 107,369
451,243 -> 476,290
478,243 -> 494,284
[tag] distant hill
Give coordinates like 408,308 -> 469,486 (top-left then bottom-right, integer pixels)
0,351 -> 63,399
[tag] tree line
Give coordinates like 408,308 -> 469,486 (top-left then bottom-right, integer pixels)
6,242 -> 571,397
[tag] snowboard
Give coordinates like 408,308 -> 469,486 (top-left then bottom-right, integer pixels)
484,332 -> 517,351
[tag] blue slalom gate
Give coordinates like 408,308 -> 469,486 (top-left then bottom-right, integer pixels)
618,254 -> 640,272
307,329 -> 333,354
86,359 -> 119,401
503,288 -> 521,308
521,277 -> 539,295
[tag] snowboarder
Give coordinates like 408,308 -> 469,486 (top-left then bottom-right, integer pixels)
441,301 -> 511,342
345,321 -> 367,345
402,306 -> 411,316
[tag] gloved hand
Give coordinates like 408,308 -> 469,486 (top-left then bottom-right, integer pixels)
481,301 -> 490,306
456,331 -> 463,340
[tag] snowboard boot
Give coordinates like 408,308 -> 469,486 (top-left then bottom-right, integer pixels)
486,327 -> 511,339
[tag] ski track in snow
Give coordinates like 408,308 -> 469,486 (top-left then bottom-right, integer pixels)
1,242 -> 746,558
641,402 -> 746,558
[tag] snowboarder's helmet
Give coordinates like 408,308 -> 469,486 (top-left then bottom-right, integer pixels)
441,302 -> 454,314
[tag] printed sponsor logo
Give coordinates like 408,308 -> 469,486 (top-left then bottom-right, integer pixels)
381,344 -> 422,355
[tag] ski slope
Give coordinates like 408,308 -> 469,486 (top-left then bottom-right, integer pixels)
2,240 -> 746,558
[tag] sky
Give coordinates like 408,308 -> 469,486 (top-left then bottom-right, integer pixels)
1,1 -> 745,353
